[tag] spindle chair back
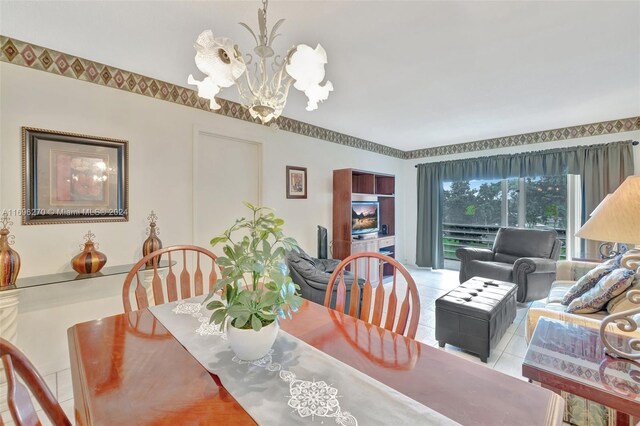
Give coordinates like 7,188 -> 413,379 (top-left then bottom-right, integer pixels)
122,245 -> 218,312
324,252 -> 420,339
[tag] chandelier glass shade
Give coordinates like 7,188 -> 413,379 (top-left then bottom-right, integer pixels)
188,0 -> 333,124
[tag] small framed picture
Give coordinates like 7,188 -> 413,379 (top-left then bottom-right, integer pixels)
286,166 -> 307,199
22,127 -> 129,225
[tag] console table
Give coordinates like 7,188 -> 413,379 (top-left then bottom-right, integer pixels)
522,318 -> 640,425
0,261 -> 172,344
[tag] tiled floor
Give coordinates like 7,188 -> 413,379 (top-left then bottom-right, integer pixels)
404,265 -> 533,379
1,264 -> 533,426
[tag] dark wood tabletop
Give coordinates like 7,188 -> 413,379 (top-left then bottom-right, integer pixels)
68,300 -> 563,425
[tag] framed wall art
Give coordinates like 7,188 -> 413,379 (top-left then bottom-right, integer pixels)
286,166 -> 307,199
22,127 -> 129,225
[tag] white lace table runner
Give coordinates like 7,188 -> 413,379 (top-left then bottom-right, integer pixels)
149,296 -> 458,425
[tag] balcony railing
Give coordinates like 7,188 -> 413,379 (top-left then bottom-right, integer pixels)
443,223 -> 566,261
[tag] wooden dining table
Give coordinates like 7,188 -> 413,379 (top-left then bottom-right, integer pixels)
68,299 -> 563,425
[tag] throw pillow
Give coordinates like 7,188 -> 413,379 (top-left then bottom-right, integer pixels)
607,276 -> 640,314
566,268 -> 636,314
561,255 -> 622,305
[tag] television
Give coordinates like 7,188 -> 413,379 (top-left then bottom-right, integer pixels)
351,201 -> 379,235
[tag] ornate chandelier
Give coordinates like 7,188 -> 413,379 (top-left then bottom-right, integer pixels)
188,0 -> 333,124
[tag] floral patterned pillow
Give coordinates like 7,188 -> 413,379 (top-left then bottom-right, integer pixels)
607,276 -> 639,313
561,255 -> 622,305
566,268 -> 636,314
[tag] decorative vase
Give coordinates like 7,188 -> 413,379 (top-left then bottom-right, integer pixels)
227,319 -> 279,361
142,210 -> 162,267
0,213 -> 21,290
71,230 -> 107,274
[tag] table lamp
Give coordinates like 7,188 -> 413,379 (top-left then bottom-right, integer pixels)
576,175 -> 640,359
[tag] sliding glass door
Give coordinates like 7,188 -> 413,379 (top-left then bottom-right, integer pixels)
443,176 -> 569,265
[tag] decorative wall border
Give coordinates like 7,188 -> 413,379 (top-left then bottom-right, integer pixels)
405,116 -> 640,159
0,36 -> 405,159
1,36 -> 638,160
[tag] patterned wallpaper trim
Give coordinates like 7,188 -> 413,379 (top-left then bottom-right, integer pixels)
1,36 -> 638,160
0,36 -> 405,159
406,116 -> 640,159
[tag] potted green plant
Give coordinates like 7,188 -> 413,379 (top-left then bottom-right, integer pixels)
205,202 -> 302,360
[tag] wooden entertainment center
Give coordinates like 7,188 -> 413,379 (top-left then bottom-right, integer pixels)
332,168 -> 395,278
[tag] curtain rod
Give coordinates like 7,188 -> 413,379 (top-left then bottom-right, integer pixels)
414,140 -> 640,168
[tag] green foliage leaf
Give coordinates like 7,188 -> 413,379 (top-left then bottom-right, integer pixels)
207,300 -> 224,310
251,315 -> 263,331
204,202 -> 302,325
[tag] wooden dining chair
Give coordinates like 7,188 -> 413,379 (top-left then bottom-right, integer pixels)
0,338 -> 71,426
324,252 -> 420,339
122,245 -> 218,312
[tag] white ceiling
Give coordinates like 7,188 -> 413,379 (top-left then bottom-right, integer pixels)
2,1 -> 639,152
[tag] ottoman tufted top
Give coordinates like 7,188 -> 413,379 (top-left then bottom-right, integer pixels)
436,277 -> 517,321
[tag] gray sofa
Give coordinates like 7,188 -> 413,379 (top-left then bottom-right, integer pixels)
456,227 -> 561,303
286,249 -> 362,310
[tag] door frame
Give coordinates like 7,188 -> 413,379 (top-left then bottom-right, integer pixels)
192,125 -> 264,244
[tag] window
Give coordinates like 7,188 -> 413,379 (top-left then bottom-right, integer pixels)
443,176 -> 571,266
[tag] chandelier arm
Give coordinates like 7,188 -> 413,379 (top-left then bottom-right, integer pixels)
238,22 -> 259,46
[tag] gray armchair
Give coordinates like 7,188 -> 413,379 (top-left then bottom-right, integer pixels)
456,227 -> 561,303
286,249 -> 362,310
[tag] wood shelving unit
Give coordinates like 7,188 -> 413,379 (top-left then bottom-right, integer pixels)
333,168 -> 396,278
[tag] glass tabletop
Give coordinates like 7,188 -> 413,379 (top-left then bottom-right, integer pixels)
8,261 -> 174,291
524,318 -> 640,403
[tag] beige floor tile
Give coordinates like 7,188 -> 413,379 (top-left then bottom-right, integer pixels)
415,324 -> 436,346
56,369 -> 73,403
503,334 -> 529,358
418,308 -> 435,327
493,352 -> 527,381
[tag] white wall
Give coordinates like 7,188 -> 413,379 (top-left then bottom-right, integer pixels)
0,63 -> 406,375
401,131 -> 640,266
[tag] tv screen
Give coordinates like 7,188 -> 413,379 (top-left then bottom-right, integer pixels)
352,201 -> 379,235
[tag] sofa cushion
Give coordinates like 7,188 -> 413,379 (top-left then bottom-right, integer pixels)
494,253 -> 519,264
547,281 -> 576,304
566,268 -> 636,314
492,228 -> 557,259
607,276 -> 640,314
466,260 -> 513,283
561,257 -> 621,305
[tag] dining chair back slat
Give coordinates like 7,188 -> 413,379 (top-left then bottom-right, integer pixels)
180,250 -> 191,299
348,263 -> 360,318
324,252 -> 420,339
134,272 -> 148,311
151,262 -> 164,305
166,252 -> 178,302
384,269 -> 398,330
371,262 -> 385,326
194,254 -> 204,295
0,339 -> 71,426
122,245 -> 218,312
208,257 -> 217,292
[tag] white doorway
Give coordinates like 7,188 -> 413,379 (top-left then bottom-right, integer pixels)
192,129 -> 262,249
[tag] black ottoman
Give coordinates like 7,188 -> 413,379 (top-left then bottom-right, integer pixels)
435,277 -> 517,362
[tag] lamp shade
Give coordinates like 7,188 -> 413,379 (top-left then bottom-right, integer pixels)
576,176 -> 640,244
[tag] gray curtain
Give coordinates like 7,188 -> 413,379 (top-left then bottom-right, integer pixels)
416,141 -> 635,268
578,143 -> 635,258
416,165 -> 442,268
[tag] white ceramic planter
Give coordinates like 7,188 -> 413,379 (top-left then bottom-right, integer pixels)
227,319 -> 279,361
